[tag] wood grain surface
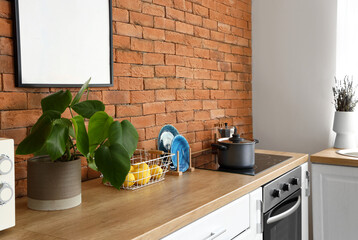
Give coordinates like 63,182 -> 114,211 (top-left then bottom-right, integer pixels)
0,149 -> 308,240
311,148 -> 358,167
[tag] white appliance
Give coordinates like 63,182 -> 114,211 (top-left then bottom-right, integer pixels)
0,138 -> 15,231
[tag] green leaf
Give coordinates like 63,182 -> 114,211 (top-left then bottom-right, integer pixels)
16,115 -> 53,155
88,158 -> 98,171
88,111 -> 113,153
31,110 -> 61,133
54,118 -> 72,127
108,120 -> 138,158
43,110 -> 62,120
71,78 -> 91,107
46,123 -> 68,161
54,118 -> 75,138
69,126 -> 75,138
71,115 -> 89,157
94,143 -> 130,189
30,111 -> 63,156
41,90 -> 72,114
72,100 -> 105,119
34,144 -> 48,156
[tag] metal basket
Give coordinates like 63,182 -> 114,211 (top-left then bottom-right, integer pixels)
121,149 -> 174,190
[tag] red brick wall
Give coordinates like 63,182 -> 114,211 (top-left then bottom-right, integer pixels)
0,0 -> 252,197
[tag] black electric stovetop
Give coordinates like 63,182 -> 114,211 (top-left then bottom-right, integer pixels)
193,149 -> 292,176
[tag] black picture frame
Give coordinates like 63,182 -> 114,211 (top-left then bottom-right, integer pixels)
13,0 -> 113,88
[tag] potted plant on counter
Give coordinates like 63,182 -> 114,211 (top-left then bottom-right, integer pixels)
16,79 -> 138,211
332,76 -> 358,148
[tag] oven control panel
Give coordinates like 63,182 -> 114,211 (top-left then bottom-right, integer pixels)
0,138 -> 15,231
263,166 -> 301,212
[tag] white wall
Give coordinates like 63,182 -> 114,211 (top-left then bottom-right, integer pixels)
252,0 -> 337,154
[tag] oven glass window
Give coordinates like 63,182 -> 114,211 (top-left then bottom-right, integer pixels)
264,190 -> 301,240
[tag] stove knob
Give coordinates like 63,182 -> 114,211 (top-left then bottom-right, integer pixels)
0,156 -> 13,175
272,189 -> 281,198
0,183 -> 13,205
291,178 -> 299,185
282,183 -> 290,191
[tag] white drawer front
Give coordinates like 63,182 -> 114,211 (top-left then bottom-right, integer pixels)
163,194 -> 250,240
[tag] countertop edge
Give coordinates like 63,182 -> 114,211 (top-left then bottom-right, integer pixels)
311,148 -> 358,167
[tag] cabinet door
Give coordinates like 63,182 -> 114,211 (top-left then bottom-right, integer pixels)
233,187 -> 263,240
312,163 -> 358,240
301,162 -> 309,240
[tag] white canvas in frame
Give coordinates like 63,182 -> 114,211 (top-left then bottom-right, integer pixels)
15,0 -> 112,87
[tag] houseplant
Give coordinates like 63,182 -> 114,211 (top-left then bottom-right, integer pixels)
16,78 -> 138,210
332,76 -> 358,148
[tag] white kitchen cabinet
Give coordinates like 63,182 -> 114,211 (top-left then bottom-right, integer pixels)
162,188 -> 263,240
233,187 -> 262,240
301,162 -> 309,240
312,163 -> 358,240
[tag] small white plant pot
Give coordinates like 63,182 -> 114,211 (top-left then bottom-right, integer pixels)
333,111 -> 357,149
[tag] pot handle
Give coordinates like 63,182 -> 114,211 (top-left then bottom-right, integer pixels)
211,143 -> 228,151
254,139 -> 259,144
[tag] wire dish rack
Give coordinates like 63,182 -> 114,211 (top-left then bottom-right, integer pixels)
121,149 -> 174,190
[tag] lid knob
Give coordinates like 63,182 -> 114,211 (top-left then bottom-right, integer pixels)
229,133 -> 245,143
229,126 -> 245,143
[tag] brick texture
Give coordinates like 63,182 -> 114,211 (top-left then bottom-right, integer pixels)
1,0 -> 252,198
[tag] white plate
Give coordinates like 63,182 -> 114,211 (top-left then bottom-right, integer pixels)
336,149 -> 358,158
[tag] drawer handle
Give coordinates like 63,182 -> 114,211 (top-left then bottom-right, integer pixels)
203,228 -> 227,240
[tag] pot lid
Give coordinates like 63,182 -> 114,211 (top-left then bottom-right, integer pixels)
218,134 -> 254,144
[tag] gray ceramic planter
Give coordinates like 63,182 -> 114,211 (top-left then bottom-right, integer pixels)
27,156 -> 81,211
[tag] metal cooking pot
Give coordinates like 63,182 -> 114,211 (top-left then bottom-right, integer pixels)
211,132 -> 259,169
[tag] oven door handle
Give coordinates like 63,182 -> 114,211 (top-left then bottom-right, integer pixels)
267,196 -> 301,224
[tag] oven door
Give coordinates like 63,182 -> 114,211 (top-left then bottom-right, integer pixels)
263,189 -> 301,240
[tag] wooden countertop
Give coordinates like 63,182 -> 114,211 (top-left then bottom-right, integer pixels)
311,148 -> 358,167
1,149 -> 308,240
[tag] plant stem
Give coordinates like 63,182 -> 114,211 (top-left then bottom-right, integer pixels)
99,139 -> 108,148
65,140 -> 71,161
67,107 -> 78,157
69,136 -> 77,158
69,107 -> 74,118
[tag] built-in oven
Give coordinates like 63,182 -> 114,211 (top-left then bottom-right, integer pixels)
262,166 -> 302,240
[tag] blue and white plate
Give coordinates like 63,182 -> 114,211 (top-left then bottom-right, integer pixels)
171,135 -> 190,172
158,125 -> 179,152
